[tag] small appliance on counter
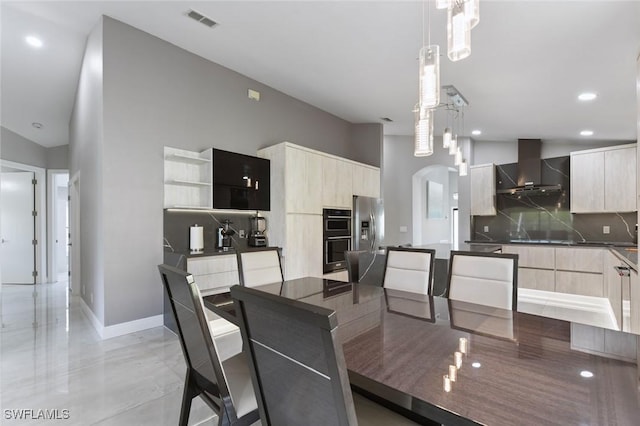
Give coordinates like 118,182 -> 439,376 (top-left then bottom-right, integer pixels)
216,220 -> 235,251
189,224 -> 204,254
248,214 -> 267,247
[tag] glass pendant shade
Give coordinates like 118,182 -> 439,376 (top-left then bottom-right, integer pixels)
443,127 -> 452,148
459,160 -> 468,176
448,1 -> 471,61
419,45 -> 440,109
414,107 -> 434,157
436,0 -> 451,10
464,0 -> 480,29
449,134 -> 458,155
454,147 -> 463,166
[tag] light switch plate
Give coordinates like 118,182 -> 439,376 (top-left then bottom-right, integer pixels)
603,226 -> 610,234
399,226 -> 408,233
239,229 -> 246,238
484,226 -> 489,232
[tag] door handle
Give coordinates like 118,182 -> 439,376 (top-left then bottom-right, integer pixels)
1,238 -> 8,243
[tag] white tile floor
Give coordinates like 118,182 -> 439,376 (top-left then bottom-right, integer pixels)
0,281 -> 217,426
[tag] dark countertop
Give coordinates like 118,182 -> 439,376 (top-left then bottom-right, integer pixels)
466,239 -> 636,248
609,246 -> 639,271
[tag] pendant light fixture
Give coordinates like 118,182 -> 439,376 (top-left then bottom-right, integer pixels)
419,45 -> 440,108
454,147 -> 463,165
414,105 -> 434,157
465,0 -> 480,29
443,127 -> 452,149
459,160 -> 468,176
448,0 -> 471,61
449,134 -> 458,155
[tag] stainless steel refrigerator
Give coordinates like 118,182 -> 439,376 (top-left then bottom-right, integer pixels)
353,195 -> 384,252
352,196 -> 385,285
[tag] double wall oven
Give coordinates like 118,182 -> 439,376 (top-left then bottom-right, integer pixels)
323,208 -> 351,273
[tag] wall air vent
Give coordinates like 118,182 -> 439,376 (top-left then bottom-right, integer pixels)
380,117 -> 393,122
187,9 -> 218,28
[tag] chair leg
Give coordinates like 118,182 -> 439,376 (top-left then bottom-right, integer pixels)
179,369 -> 198,426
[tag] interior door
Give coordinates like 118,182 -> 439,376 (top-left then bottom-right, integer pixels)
1,172 -> 35,284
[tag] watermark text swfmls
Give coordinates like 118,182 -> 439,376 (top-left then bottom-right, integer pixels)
4,409 -> 70,420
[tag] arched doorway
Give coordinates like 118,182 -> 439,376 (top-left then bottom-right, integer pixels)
412,165 -> 459,247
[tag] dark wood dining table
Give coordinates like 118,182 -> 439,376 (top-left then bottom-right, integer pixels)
203,277 -> 640,426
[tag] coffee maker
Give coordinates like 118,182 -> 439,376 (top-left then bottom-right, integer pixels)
248,215 -> 267,247
216,220 -> 235,250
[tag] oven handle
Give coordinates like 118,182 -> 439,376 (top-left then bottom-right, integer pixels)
325,215 -> 352,219
326,236 -> 351,240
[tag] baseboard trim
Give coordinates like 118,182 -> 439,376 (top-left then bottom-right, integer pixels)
80,299 -> 163,340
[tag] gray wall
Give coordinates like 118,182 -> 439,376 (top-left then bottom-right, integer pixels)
75,16 -> 370,327
349,123 -> 383,167
69,18 -> 105,322
383,135 -> 471,247
1,126 -> 69,170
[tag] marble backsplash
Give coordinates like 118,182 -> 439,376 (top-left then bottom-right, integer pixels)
472,156 -> 637,243
164,210 -> 256,253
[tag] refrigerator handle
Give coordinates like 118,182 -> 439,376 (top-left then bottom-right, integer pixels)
370,212 -> 375,251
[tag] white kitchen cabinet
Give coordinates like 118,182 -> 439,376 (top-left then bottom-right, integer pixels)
186,254 -> 239,294
163,147 -> 212,209
322,157 -> 353,209
555,247 -> 604,274
284,214 -> 323,280
502,245 -> 555,291
605,146 -> 637,212
285,146 -> 323,214
571,144 -> 637,213
352,163 -> 380,198
470,164 -> 496,216
258,142 -> 379,281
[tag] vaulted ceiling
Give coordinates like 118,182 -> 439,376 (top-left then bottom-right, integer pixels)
2,1 -> 639,148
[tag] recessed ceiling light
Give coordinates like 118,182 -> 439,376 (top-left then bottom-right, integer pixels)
471,130 -> 481,136
578,92 -> 597,101
580,370 -> 594,378
32,122 -> 43,129
580,130 -> 594,136
26,36 -> 43,48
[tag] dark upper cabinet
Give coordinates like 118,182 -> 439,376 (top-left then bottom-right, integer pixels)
212,148 -> 270,211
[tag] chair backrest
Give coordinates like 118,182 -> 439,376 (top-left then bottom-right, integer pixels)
382,247 -> 436,295
157,265 -> 232,407
446,251 -> 518,310
344,250 -> 365,283
230,285 -> 358,426
237,248 -> 283,288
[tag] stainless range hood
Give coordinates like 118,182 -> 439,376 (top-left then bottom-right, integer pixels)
496,139 -> 562,196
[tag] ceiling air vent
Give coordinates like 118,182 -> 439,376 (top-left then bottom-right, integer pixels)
187,9 -> 218,28
380,117 -> 393,122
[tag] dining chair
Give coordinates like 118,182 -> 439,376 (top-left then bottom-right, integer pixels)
158,264 -> 259,426
230,285 -> 419,426
445,251 -> 519,310
382,247 -> 436,295
448,299 -> 517,340
237,247 -> 283,288
344,250 -> 365,283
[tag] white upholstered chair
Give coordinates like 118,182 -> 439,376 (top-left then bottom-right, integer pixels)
446,251 -> 518,310
237,247 -> 283,288
382,247 -> 436,295
193,284 -> 243,362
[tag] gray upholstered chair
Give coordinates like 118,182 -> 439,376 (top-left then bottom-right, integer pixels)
230,285 -> 418,426
446,251 -> 519,310
158,264 -> 259,426
382,247 -> 436,295
237,247 -> 283,288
